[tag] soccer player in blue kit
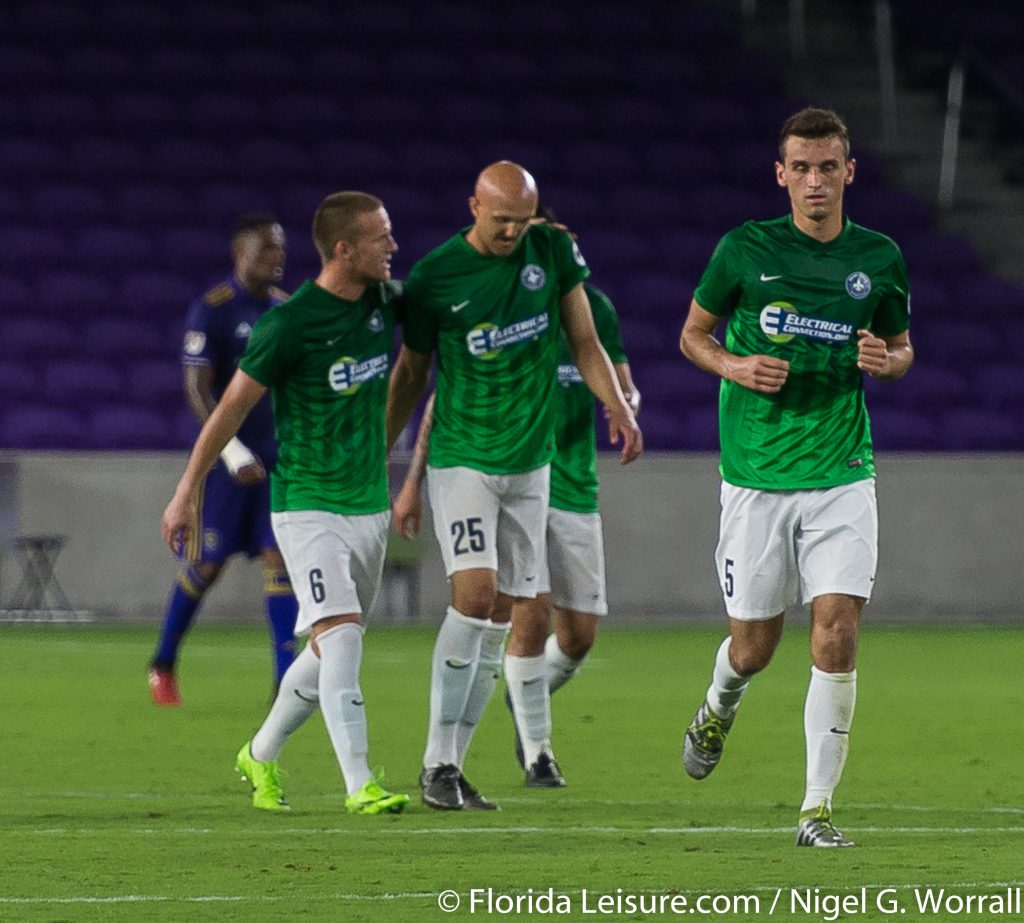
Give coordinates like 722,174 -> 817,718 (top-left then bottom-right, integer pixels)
148,213 -> 299,706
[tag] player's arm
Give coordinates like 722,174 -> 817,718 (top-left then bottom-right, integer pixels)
161,369 -> 267,557
856,328 -> 913,380
183,363 -> 265,485
679,298 -> 790,394
386,345 -> 433,452
561,284 -> 642,464
614,362 -> 640,417
392,392 -> 434,540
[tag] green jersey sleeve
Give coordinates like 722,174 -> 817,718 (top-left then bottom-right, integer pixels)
239,307 -> 295,387
588,284 -> 628,363
870,243 -> 911,337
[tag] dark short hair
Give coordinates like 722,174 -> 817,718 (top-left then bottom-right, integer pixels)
231,211 -> 280,243
778,107 -> 850,161
535,200 -> 559,224
312,191 -> 383,262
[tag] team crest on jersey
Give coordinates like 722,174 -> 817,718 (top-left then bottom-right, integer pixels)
202,529 -> 220,552
466,313 -> 550,359
234,321 -> 252,339
183,331 -> 206,355
760,303 -> 854,344
571,240 -> 587,267
367,309 -> 384,333
845,271 -> 871,299
328,354 -> 389,394
520,264 -> 546,291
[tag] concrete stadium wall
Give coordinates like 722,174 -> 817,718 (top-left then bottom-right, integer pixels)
0,452 -> 1020,625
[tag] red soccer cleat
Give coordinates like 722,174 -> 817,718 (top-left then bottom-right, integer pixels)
148,666 -> 183,706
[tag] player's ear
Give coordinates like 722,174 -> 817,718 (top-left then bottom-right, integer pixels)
845,157 -> 856,185
774,161 -> 787,188
468,196 -> 480,219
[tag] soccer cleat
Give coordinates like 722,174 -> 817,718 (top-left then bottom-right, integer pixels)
525,752 -> 566,788
148,665 -> 182,707
504,687 -> 526,769
682,700 -> 734,779
796,804 -> 855,847
419,763 -> 464,810
458,772 -> 499,811
234,741 -> 290,812
345,776 -> 410,815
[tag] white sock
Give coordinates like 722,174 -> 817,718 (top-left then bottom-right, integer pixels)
801,666 -> 857,814
505,652 -> 551,768
250,643 -> 320,762
544,633 -> 584,695
423,607 -> 485,769
706,637 -> 751,719
456,620 -> 509,768
317,623 -> 371,796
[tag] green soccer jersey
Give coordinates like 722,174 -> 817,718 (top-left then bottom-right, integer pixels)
403,222 -> 590,474
239,278 -> 402,514
693,215 -> 910,490
550,283 -> 628,513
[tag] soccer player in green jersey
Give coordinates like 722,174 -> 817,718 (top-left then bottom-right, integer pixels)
393,280 -> 640,783
678,108 -> 914,847
387,162 -> 643,810
162,191 -> 410,816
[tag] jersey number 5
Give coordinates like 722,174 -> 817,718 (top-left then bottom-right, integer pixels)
451,517 -> 485,556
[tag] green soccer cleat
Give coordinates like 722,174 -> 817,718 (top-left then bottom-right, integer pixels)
796,803 -> 855,847
345,775 -> 410,815
235,741 -> 290,812
682,700 -> 734,780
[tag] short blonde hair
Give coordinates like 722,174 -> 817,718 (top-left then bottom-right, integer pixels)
312,191 -> 383,262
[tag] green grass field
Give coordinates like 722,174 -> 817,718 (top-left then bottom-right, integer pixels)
0,623 -> 1021,922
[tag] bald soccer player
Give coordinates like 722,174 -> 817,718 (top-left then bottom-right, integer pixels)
387,162 -> 643,810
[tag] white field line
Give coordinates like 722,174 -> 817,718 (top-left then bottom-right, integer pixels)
2,881 -> 1023,907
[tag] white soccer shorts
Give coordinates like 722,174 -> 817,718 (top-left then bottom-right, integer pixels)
539,507 -> 608,616
271,509 -> 389,635
427,464 -> 549,598
715,479 -> 878,621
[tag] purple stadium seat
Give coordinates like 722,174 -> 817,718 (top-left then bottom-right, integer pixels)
116,183 -> 193,222
0,46 -> 56,87
156,228 -> 228,276
82,318 -> 165,358
954,274 -> 1024,318
0,187 -> 26,221
0,140 -> 62,178
433,93 -> 514,135
597,97 -> 671,137
95,2 -> 176,40
561,141 -> 636,180
144,48 -> 219,88
24,92 -> 100,133
682,404 -> 722,451
549,50 -> 624,93
642,140 -> 717,184
682,97 -> 755,140
88,403 -> 177,449
0,359 -> 40,402
76,225 -> 155,269
0,404 -> 88,449
905,275 -> 950,315
276,183 -> 330,229
612,185 -> 686,226
106,91 -> 184,133
15,1 -> 94,35
869,408 -> 939,450
120,271 -> 196,316
371,185 -> 440,226
67,137 -> 147,181
623,270 -> 691,318
234,138 -> 314,181
262,1 -> 335,39
0,273 -> 32,312
63,48 -> 133,88
175,406 -> 200,445
152,139 -> 231,181
973,363 -> 1024,409
577,229 -> 657,272
477,142 -> 558,179
466,51 -> 545,93
398,141 -> 477,182
196,182 -> 274,224
190,93 -> 269,131
686,185 -> 775,229
267,93 -> 348,136
914,319 -> 999,361
639,359 -> 720,404
316,139 -> 397,182
221,48 -> 298,88
350,95 -> 430,133
866,363 -> 971,409
939,408 -> 1024,450
660,229 -> 720,277
43,358 -> 126,404
129,358 -> 184,409
35,271 -> 116,315
307,49 -> 384,84
900,232 -> 982,279
32,183 -> 111,222
617,318 -> 675,360
0,317 -> 77,359
516,96 -> 591,135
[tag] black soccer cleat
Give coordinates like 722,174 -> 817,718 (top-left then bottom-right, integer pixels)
419,764 -> 464,810
458,771 -> 500,810
525,752 -> 566,788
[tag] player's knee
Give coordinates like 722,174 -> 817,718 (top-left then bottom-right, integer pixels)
730,645 -> 774,675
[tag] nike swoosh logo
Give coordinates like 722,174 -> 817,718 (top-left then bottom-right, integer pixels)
829,727 -> 850,735
759,273 -> 782,282
326,334 -> 343,346
525,576 -> 536,582
293,690 -> 318,704
451,300 -> 470,312
444,659 -> 472,670
350,698 -> 365,706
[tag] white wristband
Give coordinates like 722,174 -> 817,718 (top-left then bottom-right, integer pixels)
220,437 -> 257,475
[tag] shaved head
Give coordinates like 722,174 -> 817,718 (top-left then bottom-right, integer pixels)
466,161 -> 539,257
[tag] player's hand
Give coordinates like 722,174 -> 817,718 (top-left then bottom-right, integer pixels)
231,457 -> 267,486
392,484 -> 423,540
606,404 -> 643,464
725,354 -> 790,393
856,328 -> 890,377
161,490 -> 200,560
